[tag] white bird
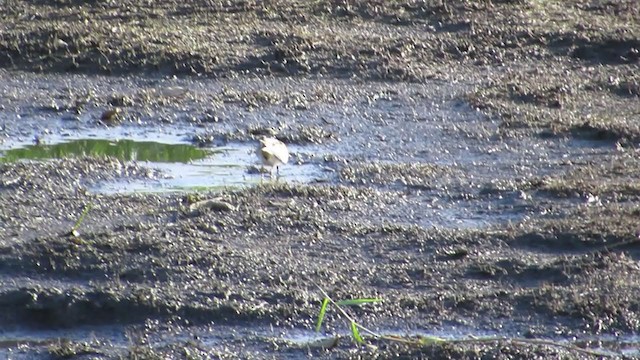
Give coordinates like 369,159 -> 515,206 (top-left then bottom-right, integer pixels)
256,137 -> 289,177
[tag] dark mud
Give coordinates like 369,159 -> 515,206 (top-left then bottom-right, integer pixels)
1,0 -> 640,359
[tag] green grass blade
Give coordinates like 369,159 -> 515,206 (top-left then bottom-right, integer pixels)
315,298 -> 330,332
71,203 -> 93,232
336,298 -> 382,306
350,321 -> 364,344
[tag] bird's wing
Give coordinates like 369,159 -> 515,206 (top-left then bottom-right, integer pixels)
261,148 -> 276,163
262,143 -> 289,164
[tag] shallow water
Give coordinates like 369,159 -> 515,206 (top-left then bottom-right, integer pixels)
0,71 -> 617,228
0,134 -> 328,193
2,323 -> 636,359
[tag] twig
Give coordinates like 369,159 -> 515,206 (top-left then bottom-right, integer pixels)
448,337 -> 614,358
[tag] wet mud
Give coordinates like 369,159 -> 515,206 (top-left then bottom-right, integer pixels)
1,0 -> 640,359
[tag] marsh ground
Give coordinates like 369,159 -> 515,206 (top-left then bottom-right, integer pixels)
1,1 -> 639,358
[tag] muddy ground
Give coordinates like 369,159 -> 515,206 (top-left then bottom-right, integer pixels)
1,0 -> 640,359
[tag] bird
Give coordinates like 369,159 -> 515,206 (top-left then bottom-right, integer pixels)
256,136 -> 289,177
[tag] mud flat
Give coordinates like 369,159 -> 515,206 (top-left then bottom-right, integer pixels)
1,1 -> 639,359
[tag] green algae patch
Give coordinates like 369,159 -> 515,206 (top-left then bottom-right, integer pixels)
0,139 -> 212,163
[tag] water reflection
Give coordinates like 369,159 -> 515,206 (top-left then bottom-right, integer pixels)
0,139 -> 212,163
